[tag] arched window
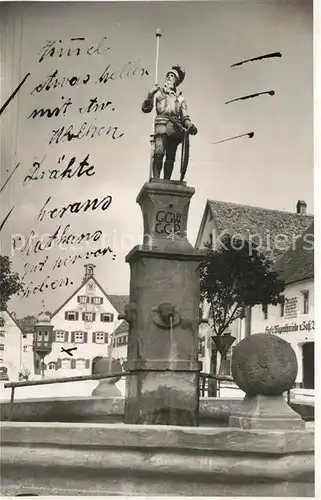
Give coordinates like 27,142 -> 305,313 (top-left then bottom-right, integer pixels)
48,362 -> 56,370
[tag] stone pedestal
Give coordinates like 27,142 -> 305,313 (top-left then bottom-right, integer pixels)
229,333 -> 305,430
229,394 -> 305,430
91,358 -> 122,397
123,180 -> 204,425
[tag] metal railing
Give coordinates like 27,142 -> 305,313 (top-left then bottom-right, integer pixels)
3,370 -> 292,420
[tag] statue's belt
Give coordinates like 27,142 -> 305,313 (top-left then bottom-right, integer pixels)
155,115 -> 187,132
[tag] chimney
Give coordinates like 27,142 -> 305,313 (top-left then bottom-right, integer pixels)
296,200 -> 307,215
11,311 -> 16,320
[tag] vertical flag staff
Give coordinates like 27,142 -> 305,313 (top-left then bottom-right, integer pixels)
149,28 -> 162,181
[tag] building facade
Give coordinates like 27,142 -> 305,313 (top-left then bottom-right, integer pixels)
42,264 -> 128,377
111,320 -> 129,366
195,199 -> 314,378
251,223 -> 314,388
0,310 -> 24,380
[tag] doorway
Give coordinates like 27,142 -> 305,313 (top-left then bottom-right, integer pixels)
302,342 -> 314,389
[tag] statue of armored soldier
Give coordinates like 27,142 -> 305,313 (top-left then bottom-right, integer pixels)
142,65 -> 198,182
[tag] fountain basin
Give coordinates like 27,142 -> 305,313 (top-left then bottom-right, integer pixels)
1,421 -> 314,496
0,396 -> 313,424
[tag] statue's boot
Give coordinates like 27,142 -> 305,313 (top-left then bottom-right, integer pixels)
153,156 -> 163,179
164,160 -> 174,180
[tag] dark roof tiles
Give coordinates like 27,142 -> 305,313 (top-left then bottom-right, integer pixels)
113,319 -> 129,335
107,295 -> 129,315
273,223 -> 314,284
208,200 -> 313,263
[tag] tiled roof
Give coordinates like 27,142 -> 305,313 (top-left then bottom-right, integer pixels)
207,200 -> 313,263
113,319 -> 129,335
16,316 -> 37,333
107,295 -> 129,315
273,223 -> 314,284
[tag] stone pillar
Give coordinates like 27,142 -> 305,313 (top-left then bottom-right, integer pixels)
122,180 -> 204,426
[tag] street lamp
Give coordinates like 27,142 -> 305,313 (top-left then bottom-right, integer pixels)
33,306 -> 54,379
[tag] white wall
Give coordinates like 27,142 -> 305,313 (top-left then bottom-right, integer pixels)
45,278 -> 123,376
0,312 -> 23,380
251,278 -> 314,384
20,331 -> 35,376
195,209 -> 216,250
111,334 -> 128,364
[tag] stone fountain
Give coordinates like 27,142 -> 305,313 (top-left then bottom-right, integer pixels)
0,64 -> 314,496
0,176 -> 314,496
121,180 -> 204,426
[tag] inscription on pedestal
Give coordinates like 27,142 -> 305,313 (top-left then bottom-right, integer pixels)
155,210 -> 182,236
136,181 -> 194,251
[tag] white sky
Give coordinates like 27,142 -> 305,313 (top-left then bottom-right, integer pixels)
0,0 -> 313,317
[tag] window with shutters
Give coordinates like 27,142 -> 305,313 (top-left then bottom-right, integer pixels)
91,297 -> 103,305
61,358 -> 71,369
55,330 -> 67,342
76,358 -> 86,369
78,295 -> 89,304
23,345 -> 28,353
0,344 -> 4,351
74,331 -> 85,343
94,332 -> 106,344
82,312 -> 95,322
65,311 -> 78,321
101,313 -> 113,322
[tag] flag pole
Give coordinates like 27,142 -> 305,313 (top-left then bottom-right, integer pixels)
149,28 -> 162,181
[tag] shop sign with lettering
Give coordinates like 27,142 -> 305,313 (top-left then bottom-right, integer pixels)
265,320 -> 315,335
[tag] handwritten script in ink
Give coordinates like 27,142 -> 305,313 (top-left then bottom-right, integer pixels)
16,36 -> 149,298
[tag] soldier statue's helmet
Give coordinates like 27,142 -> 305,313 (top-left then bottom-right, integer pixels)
166,65 -> 185,86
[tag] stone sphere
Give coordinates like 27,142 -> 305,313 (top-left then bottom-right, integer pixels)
231,333 -> 297,396
92,357 -> 122,383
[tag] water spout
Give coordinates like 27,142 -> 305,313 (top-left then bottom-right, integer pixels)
169,314 -> 178,368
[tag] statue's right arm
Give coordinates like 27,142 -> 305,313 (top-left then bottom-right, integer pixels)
141,86 -> 161,113
141,94 -> 154,113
